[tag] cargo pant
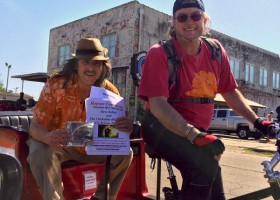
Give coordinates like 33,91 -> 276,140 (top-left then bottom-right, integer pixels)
141,111 -> 226,200
27,138 -> 133,200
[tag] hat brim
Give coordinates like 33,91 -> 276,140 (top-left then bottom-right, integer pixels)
71,54 -> 109,61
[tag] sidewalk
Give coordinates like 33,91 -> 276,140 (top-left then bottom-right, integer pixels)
220,134 -> 277,151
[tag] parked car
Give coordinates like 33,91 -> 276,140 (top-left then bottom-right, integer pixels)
0,100 -> 17,111
208,109 -> 262,140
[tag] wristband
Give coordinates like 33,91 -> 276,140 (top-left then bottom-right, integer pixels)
185,125 -> 194,139
191,132 -> 207,144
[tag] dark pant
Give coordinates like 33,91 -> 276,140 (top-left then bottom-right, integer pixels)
141,111 -> 225,200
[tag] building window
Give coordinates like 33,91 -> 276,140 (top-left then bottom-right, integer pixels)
111,68 -> 127,98
245,63 -> 254,83
273,71 -> 280,89
229,57 -> 240,80
58,45 -> 70,66
259,67 -> 268,86
101,33 -> 117,58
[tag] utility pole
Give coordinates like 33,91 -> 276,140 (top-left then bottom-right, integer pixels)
14,87 -> 19,93
5,63 -> 11,100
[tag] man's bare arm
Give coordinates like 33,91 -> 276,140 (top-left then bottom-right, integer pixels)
149,96 -> 200,139
221,89 -> 258,124
29,119 -> 69,147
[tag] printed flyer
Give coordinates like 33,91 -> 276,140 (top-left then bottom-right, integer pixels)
85,86 -> 130,155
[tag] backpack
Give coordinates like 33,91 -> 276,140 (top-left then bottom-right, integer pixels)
159,36 -> 222,102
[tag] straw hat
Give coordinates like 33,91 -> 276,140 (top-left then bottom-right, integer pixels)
72,38 -> 109,61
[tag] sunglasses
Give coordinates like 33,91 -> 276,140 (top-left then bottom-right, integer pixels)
175,13 -> 202,23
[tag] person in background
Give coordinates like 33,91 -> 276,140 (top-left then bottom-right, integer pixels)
276,106 -> 280,122
28,98 -> 36,108
263,111 -> 274,142
27,38 -> 133,200
267,111 -> 274,121
138,0 -> 273,199
16,92 -> 27,111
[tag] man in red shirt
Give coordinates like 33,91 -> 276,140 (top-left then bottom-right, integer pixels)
139,0 -> 271,199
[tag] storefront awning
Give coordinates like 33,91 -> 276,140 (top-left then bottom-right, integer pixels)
214,93 -> 266,108
12,72 -> 49,83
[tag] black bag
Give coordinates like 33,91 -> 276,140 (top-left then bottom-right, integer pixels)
145,144 -> 160,158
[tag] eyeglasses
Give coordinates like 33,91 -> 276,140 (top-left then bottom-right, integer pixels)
175,13 -> 202,23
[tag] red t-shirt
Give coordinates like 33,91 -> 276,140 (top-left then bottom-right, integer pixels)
138,37 -> 237,130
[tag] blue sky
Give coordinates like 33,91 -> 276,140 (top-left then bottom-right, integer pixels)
0,0 -> 279,100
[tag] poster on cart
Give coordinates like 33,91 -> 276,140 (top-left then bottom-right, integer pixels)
85,86 -> 130,155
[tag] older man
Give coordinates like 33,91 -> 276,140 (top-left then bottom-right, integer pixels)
27,38 -> 133,200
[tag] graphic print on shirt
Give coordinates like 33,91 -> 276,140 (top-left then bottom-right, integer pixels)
184,71 -> 217,98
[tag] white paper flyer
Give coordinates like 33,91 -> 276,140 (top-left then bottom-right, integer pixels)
85,86 -> 130,155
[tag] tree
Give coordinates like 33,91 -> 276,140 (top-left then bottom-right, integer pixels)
0,80 -> 5,92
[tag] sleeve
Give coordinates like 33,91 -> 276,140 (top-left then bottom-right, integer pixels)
32,78 -> 58,129
138,44 -> 170,101
104,79 -> 120,96
214,40 -> 238,93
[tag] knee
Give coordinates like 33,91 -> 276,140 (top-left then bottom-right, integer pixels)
112,149 -> 133,168
122,149 -> 133,167
28,144 -> 54,167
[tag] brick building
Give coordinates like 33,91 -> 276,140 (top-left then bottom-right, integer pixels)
47,1 -> 280,119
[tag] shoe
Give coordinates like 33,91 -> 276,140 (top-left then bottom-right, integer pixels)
90,196 -> 99,200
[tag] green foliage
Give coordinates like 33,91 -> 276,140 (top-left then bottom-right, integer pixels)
0,81 -> 5,92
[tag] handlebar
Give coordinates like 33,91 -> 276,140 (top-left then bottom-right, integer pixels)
268,122 -> 280,138
261,122 -> 280,188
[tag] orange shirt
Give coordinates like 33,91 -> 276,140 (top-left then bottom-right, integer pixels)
33,75 -> 119,154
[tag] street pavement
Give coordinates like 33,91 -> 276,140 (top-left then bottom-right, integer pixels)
145,133 -> 279,200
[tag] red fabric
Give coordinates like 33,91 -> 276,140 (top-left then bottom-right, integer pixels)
138,37 -> 237,130
194,134 -> 217,146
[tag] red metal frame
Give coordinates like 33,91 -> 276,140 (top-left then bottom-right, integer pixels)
0,126 -> 150,200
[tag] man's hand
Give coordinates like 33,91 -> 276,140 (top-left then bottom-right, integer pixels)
44,129 -> 70,147
114,116 -> 133,134
254,118 -> 274,135
193,132 -> 225,157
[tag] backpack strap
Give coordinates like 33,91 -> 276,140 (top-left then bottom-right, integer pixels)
159,40 -> 181,90
200,36 -> 222,65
